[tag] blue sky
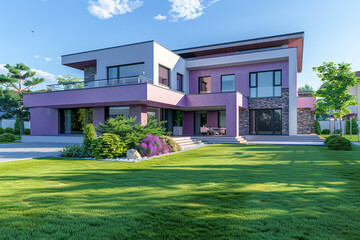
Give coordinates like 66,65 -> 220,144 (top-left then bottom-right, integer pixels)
0,0 -> 359,90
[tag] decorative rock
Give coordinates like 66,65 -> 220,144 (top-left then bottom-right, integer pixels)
127,149 -> 142,159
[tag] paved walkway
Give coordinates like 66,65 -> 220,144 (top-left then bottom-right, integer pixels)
0,142 -> 67,163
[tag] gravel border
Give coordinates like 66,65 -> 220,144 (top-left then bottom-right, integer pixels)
58,143 -> 208,163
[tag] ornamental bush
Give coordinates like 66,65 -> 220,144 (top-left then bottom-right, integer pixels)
0,133 -> 16,143
321,129 -> 330,134
5,127 -> 14,134
83,124 -> 97,149
24,128 -> 30,135
159,136 -> 182,152
346,119 -> 359,135
90,133 -> 126,159
61,144 -> 91,158
314,118 -> 321,135
0,127 -> 4,134
137,134 -> 171,157
324,135 -> 340,145
335,129 -> 341,134
326,135 -> 352,151
96,116 -> 170,149
14,118 -> 25,134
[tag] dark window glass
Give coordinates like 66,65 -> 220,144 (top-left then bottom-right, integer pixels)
109,106 -> 130,119
219,110 -> 226,128
199,76 -> 211,93
159,65 -> 170,86
177,73 -> 183,92
119,64 -> 144,78
249,109 -> 282,135
249,70 -> 282,98
221,74 -> 235,92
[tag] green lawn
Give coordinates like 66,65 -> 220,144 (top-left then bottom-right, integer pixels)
1,145 -> 360,239
321,134 -> 359,142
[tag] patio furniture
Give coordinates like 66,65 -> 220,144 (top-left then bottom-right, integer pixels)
200,127 -> 208,135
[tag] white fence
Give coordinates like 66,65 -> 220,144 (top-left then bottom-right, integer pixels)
319,119 -> 360,134
0,119 -> 30,129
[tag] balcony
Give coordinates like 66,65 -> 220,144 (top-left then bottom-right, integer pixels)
47,76 -> 153,91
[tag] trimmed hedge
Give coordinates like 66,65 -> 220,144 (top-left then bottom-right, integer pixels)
0,133 -> 16,143
24,128 -> 30,135
321,129 -> 330,134
0,127 -> 4,134
314,119 -> 321,135
5,128 -> 14,134
335,129 -> 341,134
90,133 -> 126,159
324,135 -> 339,145
61,144 -> 91,158
326,135 -> 352,151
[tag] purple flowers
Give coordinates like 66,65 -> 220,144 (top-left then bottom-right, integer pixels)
137,134 -> 172,157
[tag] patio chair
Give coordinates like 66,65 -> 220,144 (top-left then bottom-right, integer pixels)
200,127 -> 208,135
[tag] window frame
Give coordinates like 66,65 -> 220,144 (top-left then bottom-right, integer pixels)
198,76 -> 212,94
177,73 -> 183,92
107,62 -> 145,80
159,64 -> 170,87
249,70 -> 282,98
221,74 -> 235,92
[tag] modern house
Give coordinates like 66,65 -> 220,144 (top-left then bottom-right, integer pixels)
24,32 -> 316,138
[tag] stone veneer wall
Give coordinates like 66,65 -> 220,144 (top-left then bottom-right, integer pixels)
84,65 -> 96,82
239,89 -> 290,135
297,108 -> 314,134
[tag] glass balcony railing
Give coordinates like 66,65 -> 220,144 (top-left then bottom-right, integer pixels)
47,76 -> 153,91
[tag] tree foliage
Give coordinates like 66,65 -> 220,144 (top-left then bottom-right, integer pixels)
313,62 -> 359,135
298,84 -> 314,92
0,63 -> 44,135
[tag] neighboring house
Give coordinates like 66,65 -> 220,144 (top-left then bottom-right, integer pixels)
24,32 -> 315,137
348,71 -> 360,118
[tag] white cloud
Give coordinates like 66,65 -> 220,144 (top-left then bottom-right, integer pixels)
154,14 -> 167,21
31,69 -> 58,82
168,0 -> 219,22
34,55 -> 40,59
88,0 -> 143,19
45,57 -> 52,62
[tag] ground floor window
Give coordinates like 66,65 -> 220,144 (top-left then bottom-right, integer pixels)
147,107 -> 162,122
107,106 -> 130,119
60,108 -> 93,134
249,109 -> 282,135
194,110 -> 226,135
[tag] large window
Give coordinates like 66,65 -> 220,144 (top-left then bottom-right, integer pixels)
218,110 -> 226,128
198,76 -> 211,93
249,109 -> 282,135
108,106 -> 130,119
159,65 -> 170,87
107,63 -> 144,79
249,70 -> 282,98
177,73 -> 183,92
60,108 -> 93,134
221,74 -> 235,92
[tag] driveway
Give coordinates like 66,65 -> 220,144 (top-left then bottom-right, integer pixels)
0,142 -> 67,163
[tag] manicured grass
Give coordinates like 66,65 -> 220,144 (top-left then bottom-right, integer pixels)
1,145 -> 360,239
321,134 -> 359,142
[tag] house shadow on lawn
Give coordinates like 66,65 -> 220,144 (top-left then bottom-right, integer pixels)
0,144 -> 360,239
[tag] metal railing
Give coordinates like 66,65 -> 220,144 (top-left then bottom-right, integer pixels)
47,76 -> 153,91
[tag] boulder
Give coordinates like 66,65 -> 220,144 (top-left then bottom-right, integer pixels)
126,149 -> 141,159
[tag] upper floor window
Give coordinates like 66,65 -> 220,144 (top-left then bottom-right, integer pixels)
249,70 -> 282,98
199,76 -> 211,94
221,74 -> 235,92
159,65 -> 170,87
177,73 -> 183,92
107,63 -> 144,79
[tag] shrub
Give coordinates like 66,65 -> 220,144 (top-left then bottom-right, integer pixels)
346,119 -> 359,135
0,128 -> 4,134
326,136 -> 352,151
324,135 -> 340,145
321,129 -> 330,134
5,127 -> 14,134
0,133 -> 16,143
96,116 -> 170,149
160,136 -> 182,152
314,118 -> 321,135
83,124 -> 97,149
335,129 -> 341,134
61,144 -> 91,158
90,133 -> 126,159
137,134 -> 171,157
14,118 -> 25,134
24,128 -> 30,135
